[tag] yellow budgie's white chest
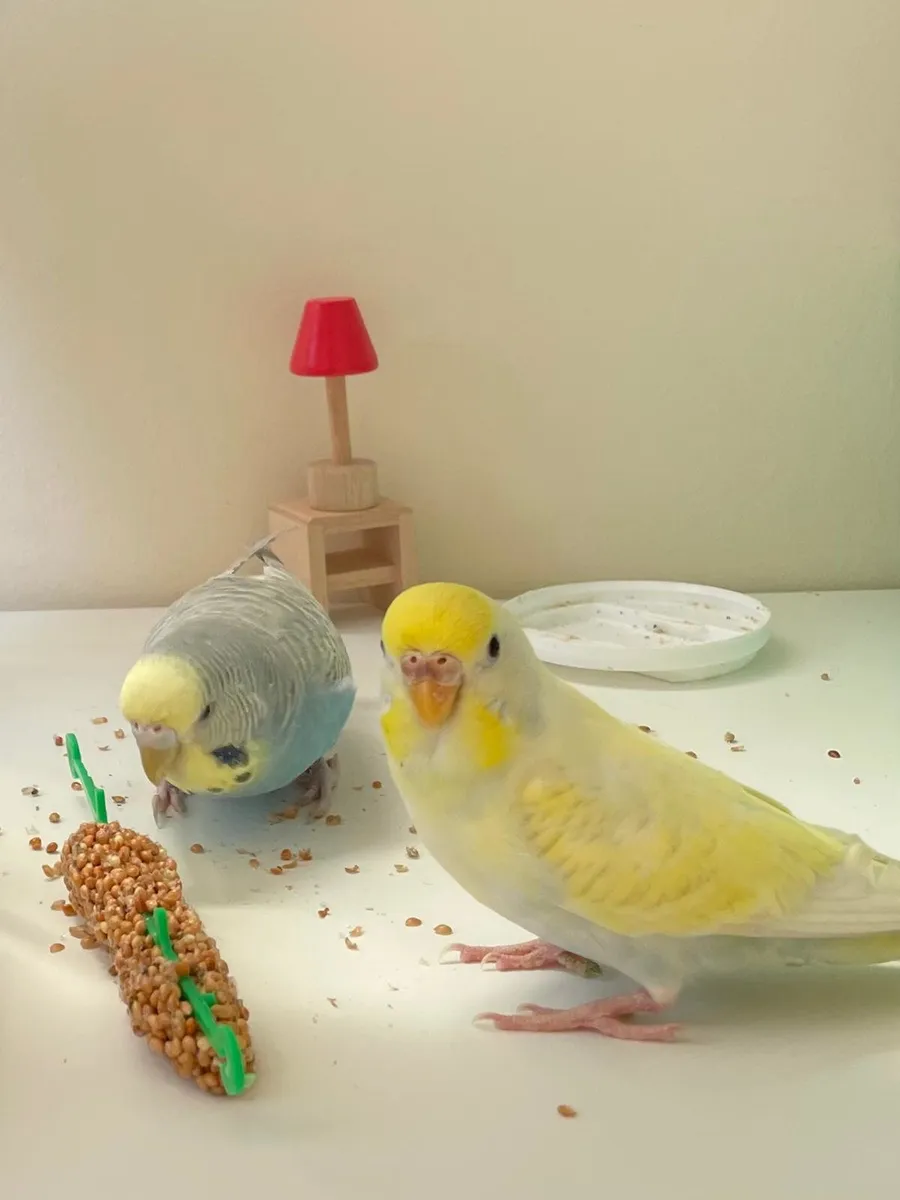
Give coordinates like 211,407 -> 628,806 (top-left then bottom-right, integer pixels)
387,749 -> 550,923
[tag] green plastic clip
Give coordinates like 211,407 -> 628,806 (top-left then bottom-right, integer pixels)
65,733 -> 107,823
64,732 -> 254,1097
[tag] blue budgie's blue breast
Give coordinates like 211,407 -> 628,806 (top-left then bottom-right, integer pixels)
231,678 -> 357,798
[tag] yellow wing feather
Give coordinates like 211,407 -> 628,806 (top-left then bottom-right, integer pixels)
513,730 -> 846,938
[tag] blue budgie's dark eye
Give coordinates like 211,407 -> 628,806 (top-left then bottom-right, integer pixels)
488,635 -> 500,660
212,744 -> 248,768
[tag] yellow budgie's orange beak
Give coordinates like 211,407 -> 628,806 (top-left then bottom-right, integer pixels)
402,651 -> 463,728
408,679 -> 461,727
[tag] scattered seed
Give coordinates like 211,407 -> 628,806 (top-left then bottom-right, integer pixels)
112,795 -> 126,806
269,866 -> 283,876
49,812 -> 61,824
406,846 -> 420,859
345,865 -> 360,874
29,837 -> 42,850
71,781 -> 83,792
408,825 -> 417,835
821,672 -> 831,681
280,848 -> 293,861
62,904 -> 76,917
686,751 -> 698,759
80,937 -> 100,950
21,785 -> 39,797
433,924 -> 453,936
327,997 -> 338,1008
724,732 -> 736,744
190,843 -> 205,854
729,745 -> 746,753
46,842 -> 58,854
394,864 -> 409,873
325,814 -> 342,826
298,848 -> 313,862
557,1105 -> 577,1119
827,749 -> 841,759
405,917 -> 422,927
344,937 -> 358,951
51,899 -> 66,912
41,864 -> 57,879
638,725 -> 652,734
372,780 -> 383,789
54,735 -> 64,747
348,925 -> 363,938
49,942 -> 65,954
91,717 -> 108,725
236,849 -> 254,855
97,745 -> 110,752
283,859 -> 299,869
248,858 -> 260,869
318,906 -> 330,919
853,777 -> 861,785
114,728 -> 126,739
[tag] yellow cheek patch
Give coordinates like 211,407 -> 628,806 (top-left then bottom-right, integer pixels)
381,696 -> 423,764
455,695 -> 516,771
167,741 -> 266,795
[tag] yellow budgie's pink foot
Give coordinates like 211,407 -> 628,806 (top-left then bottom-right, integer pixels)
475,992 -> 680,1042
443,938 -> 603,978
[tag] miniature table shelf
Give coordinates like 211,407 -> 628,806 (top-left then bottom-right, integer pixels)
267,496 -> 417,611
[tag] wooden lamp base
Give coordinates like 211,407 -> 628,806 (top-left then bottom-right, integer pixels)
267,496 -> 417,613
307,458 -> 379,512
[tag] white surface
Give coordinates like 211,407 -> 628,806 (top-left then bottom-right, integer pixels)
2,591 -> 900,1199
505,579 -> 772,681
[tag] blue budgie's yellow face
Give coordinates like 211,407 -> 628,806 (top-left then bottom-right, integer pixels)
119,653 -> 268,794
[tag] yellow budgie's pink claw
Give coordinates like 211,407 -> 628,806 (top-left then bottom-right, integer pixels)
474,992 -> 681,1042
441,938 -> 603,978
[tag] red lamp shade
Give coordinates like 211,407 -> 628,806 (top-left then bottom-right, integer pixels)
290,296 -> 378,377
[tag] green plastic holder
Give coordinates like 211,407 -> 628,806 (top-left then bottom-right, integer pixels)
65,732 -> 254,1097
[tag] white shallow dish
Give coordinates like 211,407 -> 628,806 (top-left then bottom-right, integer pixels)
504,580 -> 772,683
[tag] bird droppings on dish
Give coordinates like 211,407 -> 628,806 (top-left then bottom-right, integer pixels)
406,846 -> 420,859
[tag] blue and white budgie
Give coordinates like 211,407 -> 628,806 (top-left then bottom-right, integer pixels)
379,581 -> 900,1042
120,536 -> 356,826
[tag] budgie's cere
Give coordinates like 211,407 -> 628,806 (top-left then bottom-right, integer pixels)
379,582 -> 900,1041
120,537 -> 356,825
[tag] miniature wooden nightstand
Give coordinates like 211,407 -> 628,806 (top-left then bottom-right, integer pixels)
268,496 -> 417,611
271,296 -> 418,610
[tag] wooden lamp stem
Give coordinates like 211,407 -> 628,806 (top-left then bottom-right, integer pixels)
325,376 -> 352,465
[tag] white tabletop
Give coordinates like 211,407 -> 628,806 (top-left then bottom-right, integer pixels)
2,591 -> 900,1199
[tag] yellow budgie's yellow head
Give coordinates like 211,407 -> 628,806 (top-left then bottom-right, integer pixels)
119,654 -> 206,783
380,583 -> 541,767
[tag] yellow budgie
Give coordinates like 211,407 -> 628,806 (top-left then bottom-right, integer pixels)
379,581 -> 900,1041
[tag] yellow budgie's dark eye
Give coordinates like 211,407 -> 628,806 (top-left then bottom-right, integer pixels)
198,704 -> 212,722
488,635 -> 500,660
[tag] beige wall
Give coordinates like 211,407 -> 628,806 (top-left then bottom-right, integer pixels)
1,1 -> 898,610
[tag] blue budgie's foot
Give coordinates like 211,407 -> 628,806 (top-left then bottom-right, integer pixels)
442,938 -> 603,979
152,780 -> 188,827
295,753 -> 339,821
